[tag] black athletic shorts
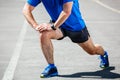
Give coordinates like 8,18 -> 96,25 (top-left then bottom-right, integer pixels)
58,27 -> 90,43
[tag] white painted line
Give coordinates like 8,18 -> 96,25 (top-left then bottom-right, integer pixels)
93,0 -> 120,14
86,21 -> 120,23
2,20 -> 28,80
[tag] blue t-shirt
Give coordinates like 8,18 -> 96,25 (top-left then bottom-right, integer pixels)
27,0 -> 86,31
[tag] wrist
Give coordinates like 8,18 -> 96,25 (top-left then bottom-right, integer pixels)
51,24 -> 56,30
49,20 -> 56,30
33,23 -> 38,27
33,24 -> 39,30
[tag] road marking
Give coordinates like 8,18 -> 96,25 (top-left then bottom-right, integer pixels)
93,0 -> 120,14
86,21 -> 120,23
2,20 -> 28,80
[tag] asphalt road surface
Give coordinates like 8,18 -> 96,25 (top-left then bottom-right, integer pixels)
0,0 -> 120,80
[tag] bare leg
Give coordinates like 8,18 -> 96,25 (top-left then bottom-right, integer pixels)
40,29 -> 63,64
78,37 -> 109,69
78,37 -> 105,55
40,35 -> 54,64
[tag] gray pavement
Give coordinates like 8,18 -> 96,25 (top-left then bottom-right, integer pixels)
0,0 -> 120,80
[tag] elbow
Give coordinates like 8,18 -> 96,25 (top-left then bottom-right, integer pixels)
22,8 -> 27,16
22,7 -> 26,15
66,11 -> 71,16
65,10 -> 71,16
63,11 -> 71,17
22,6 -> 30,16
22,10 -> 25,15
22,3 -> 34,15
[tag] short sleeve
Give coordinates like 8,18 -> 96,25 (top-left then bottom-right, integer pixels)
27,0 -> 41,7
63,0 -> 73,4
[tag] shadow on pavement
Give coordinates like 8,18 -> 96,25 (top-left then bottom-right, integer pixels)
59,66 -> 120,79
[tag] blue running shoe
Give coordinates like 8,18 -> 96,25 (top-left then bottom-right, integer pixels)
40,65 -> 58,78
99,51 -> 109,69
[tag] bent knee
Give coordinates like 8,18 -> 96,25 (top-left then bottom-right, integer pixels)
40,31 -> 52,39
39,31 -> 52,42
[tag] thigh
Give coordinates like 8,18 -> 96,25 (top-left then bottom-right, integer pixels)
66,27 -> 90,43
41,28 -> 64,40
53,28 -> 64,39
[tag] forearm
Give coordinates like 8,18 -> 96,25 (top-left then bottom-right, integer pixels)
54,11 -> 71,28
54,2 -> 73,28
22,3 -> 38,29
23,10 -> 38,29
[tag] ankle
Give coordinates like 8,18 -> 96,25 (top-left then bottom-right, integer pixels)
101,51 -> 108,57
48,64 -> 55,67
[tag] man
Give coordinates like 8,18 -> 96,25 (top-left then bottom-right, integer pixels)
23,0 -> 109,78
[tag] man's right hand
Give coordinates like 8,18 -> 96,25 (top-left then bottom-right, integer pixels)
34,24 -> 41,31
34,23 -> 53,32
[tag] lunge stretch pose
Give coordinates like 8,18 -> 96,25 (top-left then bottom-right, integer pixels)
23,0 -> 109,78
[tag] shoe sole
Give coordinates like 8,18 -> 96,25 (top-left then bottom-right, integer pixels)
100,65 -> 109,69
40,72 -> 58,78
